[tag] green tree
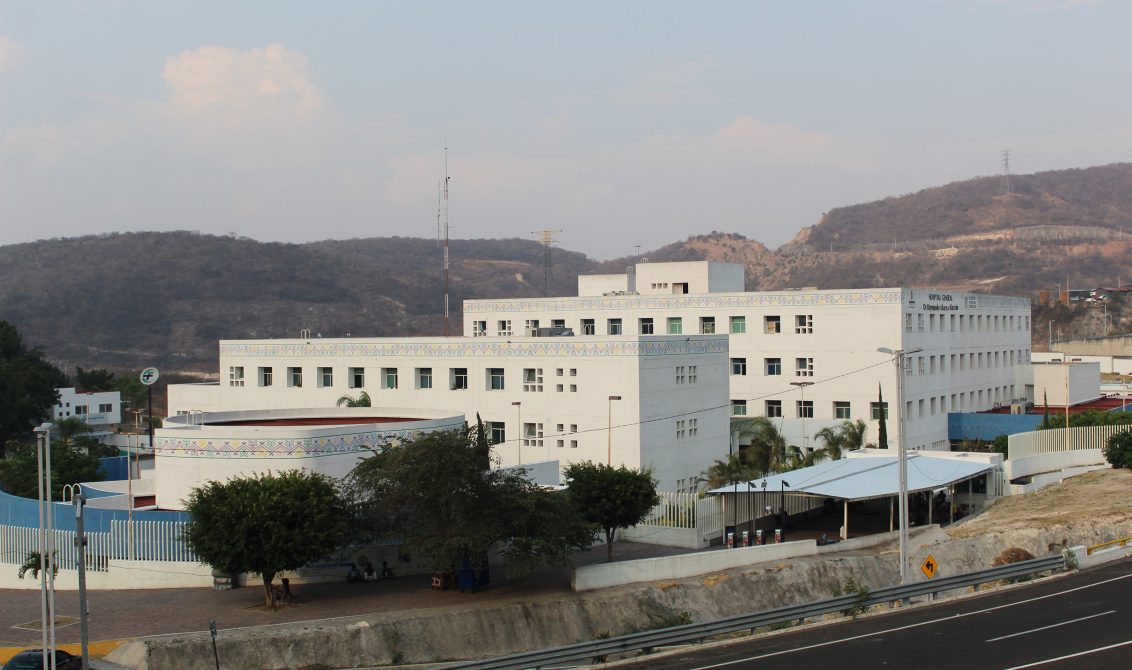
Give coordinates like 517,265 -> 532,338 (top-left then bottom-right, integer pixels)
814,419 -> 868,460
732,416 -> 792,474
74,367 -> 116,392
345,426 -> 592,577
336,391 -> 371,407
183,470 -> 348,608
1103,431 -> 1132,469
698,452 -> 764,491
0,440 -> 105,499
0,321 -> 68,458
563,462 -> 660,563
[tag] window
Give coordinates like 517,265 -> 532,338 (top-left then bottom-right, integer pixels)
794,314 -> 813,334
765,358 -> 782,375
676,420 -> 686,439
581,319 -> 595,335
228,366 -> 245,387
318,367 -> 333,388
551,319 -> 566,329
489,421 -> 506,444
871,402 -> 889,420
905,313 -> 913,332
557,439 -> 565,448
765,400 -> 782,417
796,401 -> 814,418
570,440 -> 578,449
732,399 -> 748,416
488,368 -> 505,390
607,318 -> 622,335
731,357 -> 747,375
730,316 -> 746,334
451,368 -> 468,390
497,320 -> 512,336
349,367 -> 364,389
700,316 -> 715,334
259,366 -> 273,387
834,401 -> 851,419
667,317 -> 683,334
523,422 -> 544,447
688,365 -> 698,383
75,405 -> 88,415
795,357 -> 814,377
917,357 -> 925,375
676,366 -> 685,384
417,367 -> 432,389
570,384 -> 577,392
523,368 -> 543,392
765,316 -> 781,334
98,403 -> 113,413
917,314 -> 925,332
472,320 -> 487,337
639,318 -> 654,335
288,367 -> 303,388
689,418 -> 698,436
524,319 -> 540,335
382,367 -> 398,389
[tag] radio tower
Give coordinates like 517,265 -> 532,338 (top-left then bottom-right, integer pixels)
532,229 -> 562,297
437,147 -> 451,336
1000,149 -> 1014,195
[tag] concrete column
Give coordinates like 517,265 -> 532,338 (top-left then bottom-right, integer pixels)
842,500 -> 849,540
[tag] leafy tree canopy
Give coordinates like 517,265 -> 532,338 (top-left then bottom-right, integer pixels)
183,470 -> 348,607
0,321 -> 67,456
74,367 -> 116,392
0,440 -> 105,499
1040,409 -> 1132,430
563,462 -> 659,563
345,425 -> 593,576
1103,431 -> 1132,469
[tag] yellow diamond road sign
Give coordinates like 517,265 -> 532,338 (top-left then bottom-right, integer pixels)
922,555 -> 938,579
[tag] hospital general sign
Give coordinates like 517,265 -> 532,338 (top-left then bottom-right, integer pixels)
921,293 -> 959,312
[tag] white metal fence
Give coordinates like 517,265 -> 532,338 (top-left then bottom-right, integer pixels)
0,520 -> 194,573
1008,424 -> 1131,460
639,489 -> 823,541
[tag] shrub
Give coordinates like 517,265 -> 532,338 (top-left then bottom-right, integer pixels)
1103,430 -> 1132,469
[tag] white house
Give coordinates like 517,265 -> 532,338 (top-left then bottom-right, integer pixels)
53,387 -> 122,440
168,334 -> 732,493
463,261 -> 1033,453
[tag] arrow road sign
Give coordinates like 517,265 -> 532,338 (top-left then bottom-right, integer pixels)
922,554 -> 939,579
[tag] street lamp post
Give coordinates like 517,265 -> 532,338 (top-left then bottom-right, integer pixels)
607,396 -> 621,465
511,401 -> 522,466
780,480 -> 790,527
1048,320 -> 1055,352
790,381 -> 814,452
877,346 -> 923,585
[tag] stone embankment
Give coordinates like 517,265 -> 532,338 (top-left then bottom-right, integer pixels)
108,470 -> 1132,670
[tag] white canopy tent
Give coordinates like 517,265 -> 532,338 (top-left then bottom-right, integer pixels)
707,452 -> 997,539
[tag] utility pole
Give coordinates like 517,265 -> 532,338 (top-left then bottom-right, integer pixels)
877,346 -> 923,585
437,146 -> 451,336
1000,149 -> 1014,195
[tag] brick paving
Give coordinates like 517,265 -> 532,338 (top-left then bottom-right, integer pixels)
0,541 -> 695,649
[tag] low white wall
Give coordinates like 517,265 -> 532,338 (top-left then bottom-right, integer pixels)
0,561 -> 214,590
1005,449 -> 1106,481
572,539 -> 817,591
1008,464 -> 1110,495
619,525 -> 704,550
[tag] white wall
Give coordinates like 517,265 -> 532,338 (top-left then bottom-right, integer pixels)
53,387 -> 122,428
1032,362 -> 1100,407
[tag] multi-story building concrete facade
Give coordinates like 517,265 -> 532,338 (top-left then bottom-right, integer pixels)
53,387 -> 122,441
463,261 -> 1033,452
168,334 -> 731,492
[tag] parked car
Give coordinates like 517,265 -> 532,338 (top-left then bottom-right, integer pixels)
2,649 -> 82,670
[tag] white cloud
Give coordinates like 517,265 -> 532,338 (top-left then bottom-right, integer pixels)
0,36 -> 25,74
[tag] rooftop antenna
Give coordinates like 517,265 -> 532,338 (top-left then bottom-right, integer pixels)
1000,149 -> 1014,195
438,145 -> 451,336
532,229 -> 562,297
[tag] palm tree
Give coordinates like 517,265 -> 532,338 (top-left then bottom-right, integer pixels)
18,550 -> 57,580
336,391 -> 371,407
814,419 -> 868,461
732,416 -> 791,474
697,452 -> 763,491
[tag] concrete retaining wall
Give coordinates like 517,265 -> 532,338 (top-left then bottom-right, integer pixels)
0,561 -> 212,590
1005,449 -> 1106,481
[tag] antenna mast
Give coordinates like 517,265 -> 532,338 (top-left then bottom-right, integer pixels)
438,147 -> 451,336
532,229 -> 562,297
1000,149 -> 1013,195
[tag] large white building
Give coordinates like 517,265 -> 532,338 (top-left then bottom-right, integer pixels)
53,387 -> 123,441
463,261 -> 1033,453
169,334 -> 732,492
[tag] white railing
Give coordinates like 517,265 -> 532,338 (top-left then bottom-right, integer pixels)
0,520 -> 194,572
1008,424 -> 1131,460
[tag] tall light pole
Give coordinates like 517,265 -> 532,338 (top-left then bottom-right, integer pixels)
1048,320 -> 1055,352
607,396 -> 621,465
877,346 -> 922,585
33,423 -> 50,670
511,401 -> 522,466
790,381 -> 814,452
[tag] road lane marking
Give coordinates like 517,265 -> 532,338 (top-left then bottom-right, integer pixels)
985,610 -> 1115,642
1003,638 -> 1132,669
690,572 -> 1132,670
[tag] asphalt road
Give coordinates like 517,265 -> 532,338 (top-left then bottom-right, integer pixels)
623,557 -> 1132,670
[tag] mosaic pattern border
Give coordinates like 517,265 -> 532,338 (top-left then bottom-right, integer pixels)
155,421 -> 465,458
220,337 -> 728,359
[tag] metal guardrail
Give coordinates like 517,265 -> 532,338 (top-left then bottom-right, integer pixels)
443,554 -> 1066,670
1087,536 -> 1132,555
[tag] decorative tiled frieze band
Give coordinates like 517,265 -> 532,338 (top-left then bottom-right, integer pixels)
155,421 -> 465,458
463,290 -> 904,313
220,337 -> 728,359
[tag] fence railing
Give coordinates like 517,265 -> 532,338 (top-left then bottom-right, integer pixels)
1009,424 -> 1130,460
446,554 -> 1067,670
0,519 -> 194,572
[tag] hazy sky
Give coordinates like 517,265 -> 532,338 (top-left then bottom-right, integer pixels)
1,1 -> 1129,259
